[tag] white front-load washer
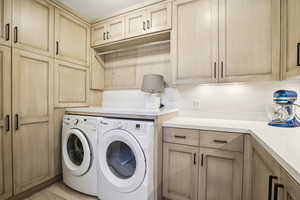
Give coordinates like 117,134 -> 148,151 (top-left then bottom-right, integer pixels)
98,117 -> 155,200
62,114 -> 100,196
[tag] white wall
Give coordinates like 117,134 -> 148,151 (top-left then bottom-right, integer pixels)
102,79 -> 300,121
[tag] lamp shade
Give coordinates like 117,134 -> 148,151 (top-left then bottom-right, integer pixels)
141,74 -> 165,93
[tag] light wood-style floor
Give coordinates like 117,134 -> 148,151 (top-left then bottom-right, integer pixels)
25,182 -> 97,200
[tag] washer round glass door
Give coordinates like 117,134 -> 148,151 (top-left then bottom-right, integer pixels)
99,129 -> 146,193
63,129 -> 91,176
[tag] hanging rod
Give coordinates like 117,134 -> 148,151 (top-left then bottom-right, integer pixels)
95,40 -> 171,56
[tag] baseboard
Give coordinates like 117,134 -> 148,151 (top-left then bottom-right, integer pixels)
8,175 -> 62,200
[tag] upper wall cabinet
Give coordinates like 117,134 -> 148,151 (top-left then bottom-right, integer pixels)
12,0 -> 54,57
91,16 -> 125,47
172,0 -> 281,84
219,0 -> 280,83
172,0 -> 218,84
55,8 -> 90,66
282,0 -> 300,79
0,0 -> 12,46
91,1 -> 172,47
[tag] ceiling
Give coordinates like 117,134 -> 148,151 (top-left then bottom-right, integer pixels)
58,0 -> 149,21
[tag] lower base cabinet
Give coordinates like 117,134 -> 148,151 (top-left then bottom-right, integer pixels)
162,128 -> 244,200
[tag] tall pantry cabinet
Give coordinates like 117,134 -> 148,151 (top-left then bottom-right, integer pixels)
0,0 -> 91,199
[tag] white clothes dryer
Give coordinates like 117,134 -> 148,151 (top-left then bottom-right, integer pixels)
98,117 -> 155,200
62,114 -> 100,196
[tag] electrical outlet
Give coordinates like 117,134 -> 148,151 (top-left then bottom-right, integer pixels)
193,99 -> 200,109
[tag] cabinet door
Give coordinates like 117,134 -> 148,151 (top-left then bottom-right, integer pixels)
106,17 -> 125,43
90,49 -> 104,90
283,0 -> 300,78
0,0 -> 12,46
12,49 -> 53,194
125,10 -> 147,38
147,1 -> 172,33
218,0 -> 281,82
54,60 -> 89,107
12,0 -> 54,56
163,143 -> 198,200
91,22 -> 107,47
0,45 -> 12,200
251,140 -> 282,200
282,172 -> 300,200
198,148 -> 243,200
172,0 -> 219,84
55,8 -> 90,66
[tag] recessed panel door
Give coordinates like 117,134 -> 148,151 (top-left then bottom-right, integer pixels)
125,10 -> 147,38
0,0 -> 12,46
12,49 -> 53,194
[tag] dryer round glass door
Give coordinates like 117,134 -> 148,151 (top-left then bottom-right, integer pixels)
99,129 -> 146,193
63,129 -> 91,176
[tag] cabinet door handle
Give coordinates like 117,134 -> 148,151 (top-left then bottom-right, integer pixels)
274,183 -> 284,200
5,115 -> 10,132
201,154 -> 204,166
221,61 -> 224,78
56,41 -> 59,55
143,21 -> 146,31
103,32 -> 106,40
174,135 -> 186,139
268,176 -> 278,200
213,139 -> 228,144
107,32 -> 109,40
193,153 -> 196,165
15,114 -> 19,131
214,62 -> 217,79
5,24 -> 10,41
14,26 -> 18,43
297,43 -> 300,66
147,20 -> 150,29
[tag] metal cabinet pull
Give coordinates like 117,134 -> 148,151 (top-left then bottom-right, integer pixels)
268,176 -> 278,200
14,26 -> 18,43
201,154 -> 204,166
193,153 -> 196,165
274,183 -> 284,200
15,114 -> 19,131
5,115 -> 10,132
174,135 -> 186,139
147,20 -> 150,29
221,61 -> 224,78
214,62 -> 217,79
107,32 -> 109,40
213,139 -> 228,144
103,32 -> 106,40
5,24 -> 10,41
56,41 -> 59,55
297,43 -> 300,66
143,21 -> 146,31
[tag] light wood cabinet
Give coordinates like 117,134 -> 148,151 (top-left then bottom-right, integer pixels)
282,172 -> 300,200
55,8 -> 90,66
147,1 -> 172,34
12,0 -> 54,57
54,60 -> 89,107
0,0 -> 12,46
198,148 -> 243,200
0,45 -> 13,200
12,49 -> 53,194
219,0 -> 280,82
125,10 -> 148,39
163,143 -> 198,200
250,139 -> 282,200
282,0 -> 300,79
91,17 -> 125,47
172,0 -> 280,84
172,0 -> 218,84
90,49 -> 104,90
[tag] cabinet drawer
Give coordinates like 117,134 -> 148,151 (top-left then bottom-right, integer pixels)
163,128 -> 200,146
199,131 -> 244,152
